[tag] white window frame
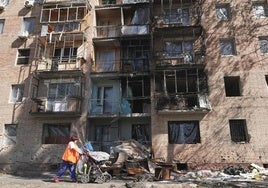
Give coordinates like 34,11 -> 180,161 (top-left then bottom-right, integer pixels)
9,84 -> 24,103
252,3 -> 268,18
220,39 -> 236,56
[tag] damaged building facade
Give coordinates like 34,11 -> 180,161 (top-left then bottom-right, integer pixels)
0,0 -> 268,171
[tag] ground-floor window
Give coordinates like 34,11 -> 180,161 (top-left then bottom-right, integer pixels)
168,121 -> 200,144
132,124 -> 151,145
3,124 -> 17,146
42,124 -> 70,144
229,119 -> 249,143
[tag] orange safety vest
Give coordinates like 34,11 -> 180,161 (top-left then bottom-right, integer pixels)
61,142 -> 80,164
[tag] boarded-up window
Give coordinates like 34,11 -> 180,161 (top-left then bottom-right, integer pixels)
3,124 -> 17,145
224,76 -> 241,96
168,121 -> 200,144
229,119 -> 249,143
42,124 -> 70,144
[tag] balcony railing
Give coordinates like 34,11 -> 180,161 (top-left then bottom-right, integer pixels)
155,93 -> 211,112
98,0 -> 149,6
37,58 -> 82,72
121,58 -> 149,72
94,25 -> 149,38
91,60 -> 120,73
154,51 -> 203,66
89,98 -> 151,115
31,97 -> 81,114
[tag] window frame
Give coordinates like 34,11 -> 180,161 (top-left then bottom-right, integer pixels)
42,123 -> 71,144
168,121 -> 201,144
220,38 -> 236,56
9,84 -> 24,103
22,17 -> 36,34
216,4 -> 231,20
17,48 -> 30,65
229,119 -> 249,143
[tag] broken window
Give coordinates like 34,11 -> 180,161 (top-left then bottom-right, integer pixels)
0,19 -> 4,34
102,0 -> 116,5
164,8 -> 190,25
53,47 -> 77,63
122,39 -> 150,72
23,17 -> 35,33
252,3 -> 268,18
259,36 -> 268,54
132,124 -> 151,145
42,124 -> 70,144
229,119 -> 249,143
168,121 -> 200,144
17,49 -> 30,65
3,124 -> 17,146
224,76 -> 241,97
48,82 -> 80,100
220,39 -> 236,55
164,41 -> 193,63
216,4 -> 231,20
93,124 -> 116,152
121,76 -> 150,113
10,84 -> 24,103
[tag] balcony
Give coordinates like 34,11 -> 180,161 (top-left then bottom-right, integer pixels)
91,60 -> 120,73
94,25 -> 149,39
98,0 -> 149,6
121,58 -> 149,73
89,98 -> 150,117
155,93 -> 211,113
30,97 -> 82,116
154,51 -> 204,67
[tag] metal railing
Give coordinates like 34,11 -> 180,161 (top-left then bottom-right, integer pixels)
155,93 -> 211,111
37,57 -> 82,71
31,97 -> 81,113
94,25 -> 149,38
154,51 -> 203,65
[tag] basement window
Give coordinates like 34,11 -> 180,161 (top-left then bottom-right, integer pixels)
3,124 -> 17,146
229,119 -> 249,143
168,121 -> 200,144
17,49 -> 30,64
252,3 -> 268,18
42,124 -> 70,144
216,4 -> 231,20
9,84 -> 24,103
220,39 -> 236,55
259,37 -> 268,54
224,76 -> 241,97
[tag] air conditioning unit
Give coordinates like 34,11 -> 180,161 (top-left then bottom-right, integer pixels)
24,0 -> 34,8
18,30 -> 29,39
0,2 -> 5,10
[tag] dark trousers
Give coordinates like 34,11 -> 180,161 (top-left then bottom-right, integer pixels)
56,160 -> 77,180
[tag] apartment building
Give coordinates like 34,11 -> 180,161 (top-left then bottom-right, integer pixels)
0,0 -> 267,171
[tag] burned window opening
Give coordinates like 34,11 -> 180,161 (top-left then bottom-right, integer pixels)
132,124 -> 151,146
229,119 -> 249,143
155,68 -> 209,110
224,76 -> 241,97
121,39 -> 150,72
121,76 -> 151,113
